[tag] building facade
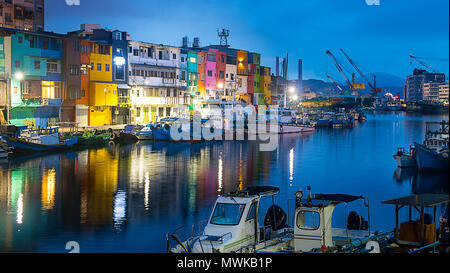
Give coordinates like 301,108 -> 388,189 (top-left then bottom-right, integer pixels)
0,0 -> 44,31
128,41 -> 188,124
405,69 -> 446,102
1,28 -> 63,127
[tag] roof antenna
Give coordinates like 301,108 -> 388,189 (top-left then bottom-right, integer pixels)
217,28 -> 230,47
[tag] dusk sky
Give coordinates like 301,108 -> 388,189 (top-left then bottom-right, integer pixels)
46,0 -> 449,82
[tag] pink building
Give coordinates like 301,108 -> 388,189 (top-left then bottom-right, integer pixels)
205,49 -> 218,99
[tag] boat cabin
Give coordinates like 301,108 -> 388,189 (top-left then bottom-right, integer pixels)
293,191 -> 371,252
168,186 -> 282,253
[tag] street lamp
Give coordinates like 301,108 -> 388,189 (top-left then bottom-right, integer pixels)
289,87 -> 296,94
14,72 -> 24,81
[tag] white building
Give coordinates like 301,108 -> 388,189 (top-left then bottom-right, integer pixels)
439,83 -> 449,106
423,82 -> 441,102
128,41 -> 189,124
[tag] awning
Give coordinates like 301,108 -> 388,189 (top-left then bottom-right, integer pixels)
382,194 -> 449,208
117,84 -> 131,89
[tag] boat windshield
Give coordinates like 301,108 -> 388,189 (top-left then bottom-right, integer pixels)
210,203 -> 246,226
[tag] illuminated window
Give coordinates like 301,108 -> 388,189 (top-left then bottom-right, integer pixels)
42,81 -> 61,99
47,61 -> 58,73
189,57 -> 196,63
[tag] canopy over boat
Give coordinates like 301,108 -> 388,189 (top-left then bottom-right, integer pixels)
222,186 -> 280,198
381,194 -> 448,207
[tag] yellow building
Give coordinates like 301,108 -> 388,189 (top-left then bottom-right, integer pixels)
260,66 -> 271,105
88,43 -> 117,126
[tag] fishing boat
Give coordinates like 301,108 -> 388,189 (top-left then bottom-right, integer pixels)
414,121 -> 449,170
167,186 -> 390,253
332,113 -> 354,128
63,130 -> 112,147
316,112 -> 334,128
393,146 -> 417,168
5,127 -> 78,153
135,125 -> 155,141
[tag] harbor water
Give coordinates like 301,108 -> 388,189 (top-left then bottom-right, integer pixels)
0,112 -> 448,253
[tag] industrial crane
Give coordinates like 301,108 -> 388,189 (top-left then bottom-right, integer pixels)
410,54 -> 449,81
326,73 -> 344,93
326,50 -> 354,91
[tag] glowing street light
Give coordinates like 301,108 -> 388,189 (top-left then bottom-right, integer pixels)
114,56 -> 126,66
289,87 -> 296,94
292,95 -> 299,101
217,82 -> 224,89
14,72 -> 24,81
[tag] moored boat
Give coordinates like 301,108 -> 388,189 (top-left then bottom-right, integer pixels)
414,120 -> 449,170
167,186 -> 389,253
393,147 -> 417,168
5,127 -> 78,153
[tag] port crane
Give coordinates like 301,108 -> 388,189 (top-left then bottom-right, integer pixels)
326,50 -> 354,92
409,54 -> 449,81
326,73 -> 344,93
340,48 -> 382,96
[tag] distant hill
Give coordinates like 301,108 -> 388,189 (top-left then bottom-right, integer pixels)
300,73 -> 406,97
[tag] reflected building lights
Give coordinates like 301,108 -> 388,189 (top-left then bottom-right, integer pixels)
113,191 -> 127,230
144,172 -> 150,210
16,194 -> 23,225
41,169 -> 56,210
218,156 -> 223,194
289,148 -> 294,184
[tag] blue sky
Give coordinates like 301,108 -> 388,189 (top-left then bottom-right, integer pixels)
46,0 -> 449,81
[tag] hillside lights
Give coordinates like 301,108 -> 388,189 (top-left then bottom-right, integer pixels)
14,72 -> 24,81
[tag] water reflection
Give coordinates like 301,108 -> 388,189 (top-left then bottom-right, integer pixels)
0,112 -> 447,252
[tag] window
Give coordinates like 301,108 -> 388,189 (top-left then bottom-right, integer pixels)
47,61 -> 58,73
296,210 -> 320,230
210,203 -> 246,226
15,61 -> 20,68
207,70 -> 213,77
69,65 -> 79,75
105,64 -> 110,72
173,53 -> 176,59
159,51 -> 163,60
246,203 -> 256,221
219,71 -> 224,79
97,63 -> 102,71
34,60 -> 40,70
189,57 -> 196,63
18,36 -> 23,43
181,57 -> 185,62
136,107 -> 141,118
133,49 -> 139,56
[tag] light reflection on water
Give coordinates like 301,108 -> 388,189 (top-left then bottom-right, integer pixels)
0,112 -> 448,253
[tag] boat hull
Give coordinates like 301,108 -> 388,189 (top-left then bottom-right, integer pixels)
393,154 -> 417,168
5,137 -> 78,152
414,143 -> 449,170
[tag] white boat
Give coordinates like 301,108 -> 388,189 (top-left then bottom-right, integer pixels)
393,147 -> 417,168
167,186 -> 390,253
135,126 -> 154,140
167,186 -> 292,253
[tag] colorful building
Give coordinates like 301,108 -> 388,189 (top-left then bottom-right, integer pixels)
236,50 -> 249,102
260,66 -> 271,105
128,41 -> 187,123
248,52 -> 262,105
205,49 -> 218,99
1,28 -> 63,127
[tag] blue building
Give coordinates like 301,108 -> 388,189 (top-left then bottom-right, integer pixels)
1,27 -> 64,127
